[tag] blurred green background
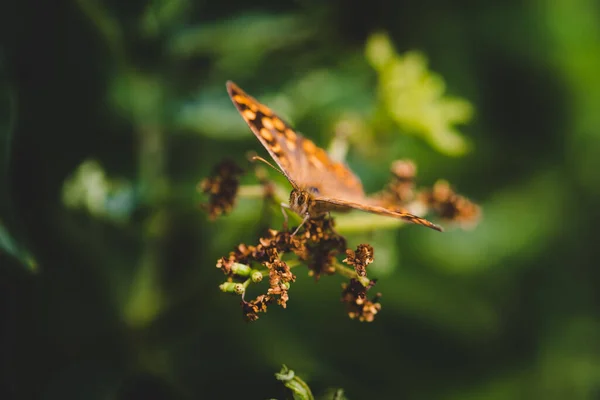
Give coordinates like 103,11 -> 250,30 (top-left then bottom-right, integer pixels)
2,0 -> 600,399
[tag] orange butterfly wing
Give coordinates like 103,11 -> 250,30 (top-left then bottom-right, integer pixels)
226,81 -> 364,200
227,81 -> 442,232
313,197 -> 443,231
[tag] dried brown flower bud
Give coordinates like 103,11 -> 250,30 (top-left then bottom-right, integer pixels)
370,159 -> 417,209
343,244 -> 375,277
390,159 -> 417,181
199,160 -> 244,219
419,180 -> 481,228
267,259 -> 296,308
242,294 -> 272,321
341,279 -> 381,322
358,294 -> 382,322
301,218 -> 346,280
216,255 -> 236,275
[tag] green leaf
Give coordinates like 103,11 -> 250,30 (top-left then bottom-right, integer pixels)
366,32 -> 473,156
275,365 -> 315,400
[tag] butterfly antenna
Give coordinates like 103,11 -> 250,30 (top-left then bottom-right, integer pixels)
251,155 -> 299,189
251,155 -> 282,174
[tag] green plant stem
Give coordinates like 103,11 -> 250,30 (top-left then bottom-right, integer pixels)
335,213 -> 404,232
237,184 -> 268,199
333,260 -> 370,286
243,258 -> 367,293
333,260 -> 356,279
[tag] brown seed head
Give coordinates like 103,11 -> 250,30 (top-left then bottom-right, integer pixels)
267,259 -> 296,308
419,180 -> 481,228
199,160 -> 244,219
341,279 -> 381,322
242,294 -> 272,321
302,218 -> 346,280
370,159 -> 417,208
343,244 -> 375,277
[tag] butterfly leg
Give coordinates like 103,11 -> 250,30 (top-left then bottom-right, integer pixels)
291,214 -> 310,237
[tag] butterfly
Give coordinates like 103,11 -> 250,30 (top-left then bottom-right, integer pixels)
226,81 -> 443,234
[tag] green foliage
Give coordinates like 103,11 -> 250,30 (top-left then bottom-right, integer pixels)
366,33 -> 473,156
62,159 -> 135,223
274,365 -> 314,400
3,0 -> 600,399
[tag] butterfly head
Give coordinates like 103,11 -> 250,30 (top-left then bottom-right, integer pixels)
289,189 -> 311,216
290,187 -> 324,218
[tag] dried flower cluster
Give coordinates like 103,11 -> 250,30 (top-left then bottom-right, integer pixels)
375,159 -> 417,205
340,278 -> 381,322
340,245 -> 381,321
198,160 -> 243,219
201,157 -> 481,322
343,244 -> 374,277
419,180 -> 481,228
216,217 -> 377,321
300,218 -> 347,279
374,160 -> 481,228
217,228 -> 299,317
